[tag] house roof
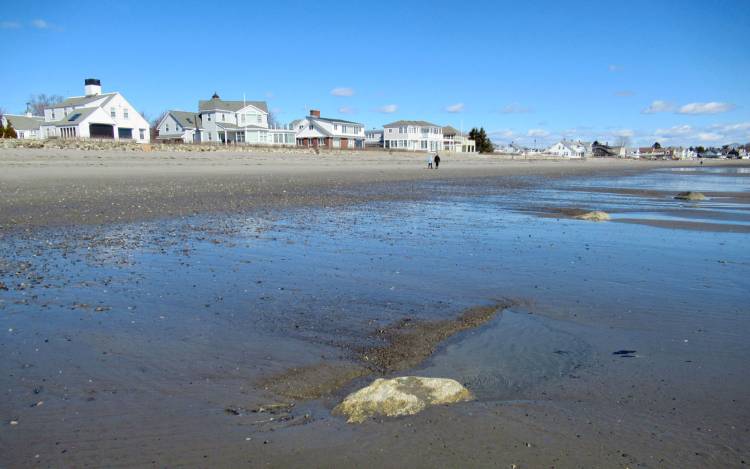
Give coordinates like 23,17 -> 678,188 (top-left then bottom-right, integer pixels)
198,98 -> 268,113
3,114 -> 44,131
384,120 -> 440,128
48,107 -> 100,127
168,110 -> 202,129
53,93 -> 117,109
312,116 -> 363,126
442,126 -> 462,136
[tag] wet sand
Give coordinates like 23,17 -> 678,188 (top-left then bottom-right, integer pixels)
1,148 -> 749,468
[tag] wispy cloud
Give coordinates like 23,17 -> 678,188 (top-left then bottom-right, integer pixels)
677,102 -> 735,115
500,103 -> 531,114
489,129 -> 516,139
31,19 -> 49,29
527,129 -> 550,138
338,106 -> 355,114
445,103 -> 464,113
642,100 -> 674,114
1,21 -> 21,29
614,90 -> 634,97
655,125 -> 694,138
331,87 -> 354,97
608,64 -> 623,72
697,132 -> 723,142
377,104 -> 398,113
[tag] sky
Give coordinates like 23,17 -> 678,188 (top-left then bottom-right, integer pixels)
1,0 -> 749,147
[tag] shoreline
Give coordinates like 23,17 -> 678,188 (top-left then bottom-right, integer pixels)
2,147 -> 746,232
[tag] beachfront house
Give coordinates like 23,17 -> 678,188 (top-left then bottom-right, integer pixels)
156,94 -> 295,146
39,79 -> 150,143
546,140 -> 591,158
442,126 -> 476,153
1,113 -> 44,139
383,120 -> 443,152
365,129 -> 384,148
155,111 -> 202,144
294,110 -> 366,149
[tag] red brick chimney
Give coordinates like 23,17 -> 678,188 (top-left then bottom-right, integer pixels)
310,109 -> 321,118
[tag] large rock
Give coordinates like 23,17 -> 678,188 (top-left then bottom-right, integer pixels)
333,376 -> 474,423
575,210 -> 610,221
675,191 -> 707,201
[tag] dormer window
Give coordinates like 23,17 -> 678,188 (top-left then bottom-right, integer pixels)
111,108 -> 116,118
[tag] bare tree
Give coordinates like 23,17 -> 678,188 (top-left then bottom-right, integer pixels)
28,94 -> 63,115
150,111 -> 167,141
267,111 -> 278,128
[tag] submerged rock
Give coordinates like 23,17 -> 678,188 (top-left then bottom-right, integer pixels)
333,376 -> 474,423
574,210 -> 611,221
675,191 -> 707,201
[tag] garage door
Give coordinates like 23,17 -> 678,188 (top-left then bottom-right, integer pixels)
89,124 -> 114,139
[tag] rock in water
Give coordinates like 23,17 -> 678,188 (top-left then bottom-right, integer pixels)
333,376 -> 474,423
575,211 -> 610,221
675,191 -> 707,201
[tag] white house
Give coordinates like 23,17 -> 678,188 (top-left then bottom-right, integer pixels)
546,140 -> 591,158
365,129 -> 384,147
442,126 -> 476,153
157,93 -> 295,146
383,120 -> 443,152
1,113 -> 44,139
294,110 -> 365,149
39,79 -> 150,143
155,111 -> 202,143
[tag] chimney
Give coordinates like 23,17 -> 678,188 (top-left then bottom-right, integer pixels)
84,78 -> 102,96
310,109 -> 321,118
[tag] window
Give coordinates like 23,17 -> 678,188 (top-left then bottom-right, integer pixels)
111,108 -> 116,118
221,114 -> 225,121
334,124 -> 338,130
309,125 -> 313,130
124,109 -> 129,119
51,110 -> 56,119
139,129 -> 145,140
256,115 -> 261,124
241,114 -> 245,123
166,125 -> 170,132
421,141 -> 428,149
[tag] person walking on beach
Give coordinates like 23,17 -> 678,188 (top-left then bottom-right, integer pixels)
434,153 -> 441,169
427,155 -> 433,169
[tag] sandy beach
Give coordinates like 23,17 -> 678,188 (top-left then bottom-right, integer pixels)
1,148 -> 749,468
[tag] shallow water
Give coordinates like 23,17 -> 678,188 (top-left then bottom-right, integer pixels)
1,165 -> 748,467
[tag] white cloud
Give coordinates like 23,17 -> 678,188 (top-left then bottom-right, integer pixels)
31,19 -> 49,29
642,100 -> 674,114
500,103 -> 531,114
330,87 -> 354,97
445,103 -> 464,113
489,129 -> 515,139
1,21 -> 21,29
608,64 -> 622,72
338,106 -> 355,114
377,104 -> 398,113
712,122 -> 750,133
655,125 -> 693,137
527,129 -> 550,138
697,132 -> 723,142
677,102 -> 735,115
613,128 -> 635,138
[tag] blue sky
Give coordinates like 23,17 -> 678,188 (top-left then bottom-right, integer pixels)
1,0 -> 749,147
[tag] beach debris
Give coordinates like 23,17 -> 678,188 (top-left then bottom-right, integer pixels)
613,350 -> 637,358
333,376 -> 474,423
574,211 -> 611,221
674,191 -> 707,201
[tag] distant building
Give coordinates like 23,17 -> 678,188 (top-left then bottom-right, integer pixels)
442,126 -> 476,153
637,146 -> 672,159
1,113 -> 44,139
495,143 -> 526,154
156,94 -> 294,145
365,129 -> 384,148
383,120 -> 443,152
546,140 -> 591,158
39,79 -> 150,143
294,110 -> 365,149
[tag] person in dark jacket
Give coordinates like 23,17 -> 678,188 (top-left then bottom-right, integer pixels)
434,154 -> 441,169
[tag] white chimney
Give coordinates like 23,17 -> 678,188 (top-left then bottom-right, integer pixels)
84,78 -> 102,96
